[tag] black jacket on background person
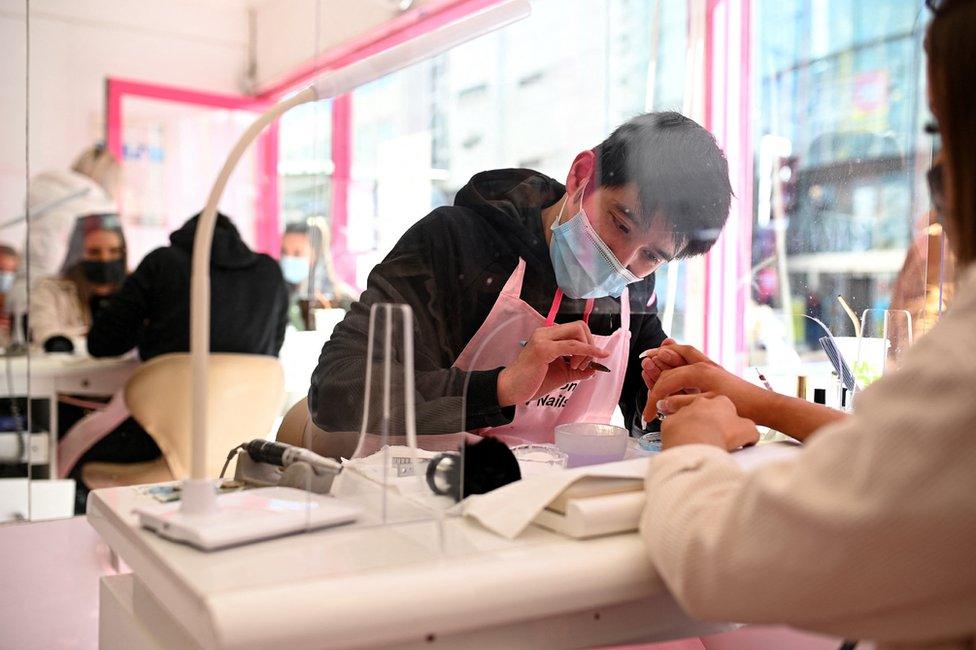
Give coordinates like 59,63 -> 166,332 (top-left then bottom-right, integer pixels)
309,169 -> 667,437
87,213 -> 289,360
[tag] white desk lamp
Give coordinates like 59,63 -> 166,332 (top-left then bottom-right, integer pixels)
180,0 -> 531,517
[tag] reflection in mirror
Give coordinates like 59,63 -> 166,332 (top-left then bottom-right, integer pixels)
4,2 -> 288,522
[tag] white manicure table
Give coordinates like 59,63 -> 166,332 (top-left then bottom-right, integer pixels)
87,464 -> 735,649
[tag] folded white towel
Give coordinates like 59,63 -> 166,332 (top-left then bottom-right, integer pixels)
462,441 -> 802,539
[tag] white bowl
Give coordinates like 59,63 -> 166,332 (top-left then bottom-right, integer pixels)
554,422 -> 629,468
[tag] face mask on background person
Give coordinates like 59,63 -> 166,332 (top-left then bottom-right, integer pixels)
280,255 -> 309,285
81,259 -> 125,285
549,182 -> 640,299
0,271 -> 15,294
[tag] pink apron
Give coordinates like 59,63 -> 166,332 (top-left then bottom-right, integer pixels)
454,258 -> 631,445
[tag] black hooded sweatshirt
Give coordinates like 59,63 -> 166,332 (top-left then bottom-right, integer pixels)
88,213 -> 289,361
309,169 -> 667,436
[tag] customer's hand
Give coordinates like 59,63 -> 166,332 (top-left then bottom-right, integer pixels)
640,339 -> 710,390
657,392 -> 759,451
639,338 -> 681,387
497,321 -> 609,406
642,344 -> 767,424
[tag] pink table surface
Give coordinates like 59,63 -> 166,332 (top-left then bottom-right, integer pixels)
0,516 -> 119,650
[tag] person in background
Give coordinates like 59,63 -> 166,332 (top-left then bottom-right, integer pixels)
12,144 -> 121,313
87,212 -> 289,360
30,214 -> 127,351
637,3 -> 976,647
0,245 -> 20,293
0,246 -> 20,347
66,213 -> 288,513
890,152 -> 954,341
25,216 -> 136,514
280,221 -> 355,329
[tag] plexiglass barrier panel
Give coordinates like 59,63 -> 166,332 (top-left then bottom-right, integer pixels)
0,19 -> 277,520
307,0 -> 718,540
6,0 -> 943,547
332,303 -> 466,529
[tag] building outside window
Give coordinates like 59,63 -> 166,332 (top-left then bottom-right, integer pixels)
749,0 -> 935,372
275,0 -> 939,368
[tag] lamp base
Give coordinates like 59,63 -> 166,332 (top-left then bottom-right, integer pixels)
179,478 -> 217,516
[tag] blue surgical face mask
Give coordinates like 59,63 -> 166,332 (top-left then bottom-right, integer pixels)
549,185 -> 640,299
0,271 -> 14,294
280,255 -> 309,285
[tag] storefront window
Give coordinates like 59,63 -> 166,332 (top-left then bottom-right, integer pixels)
278,99 -> 332,228
748,0 -> 936,376
341,0 -> 694,340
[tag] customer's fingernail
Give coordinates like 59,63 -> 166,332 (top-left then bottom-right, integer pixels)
656,399 -> 668,413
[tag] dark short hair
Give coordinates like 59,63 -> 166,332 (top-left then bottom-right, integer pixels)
593,111 -> 732,257
0,245 -> 19,259
283,222 -> 310,236
926,0 -> 976,265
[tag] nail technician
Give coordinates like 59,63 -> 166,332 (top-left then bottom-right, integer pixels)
310,112 -> 732,442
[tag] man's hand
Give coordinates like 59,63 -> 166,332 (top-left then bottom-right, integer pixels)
640,339 -> 711,389
315,292 -> 335,309
658,392 -> 759,451
497,321 -> 609,406
641,343 -> 767,425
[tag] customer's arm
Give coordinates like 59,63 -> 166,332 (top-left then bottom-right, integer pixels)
87,252 -> 157,357
644,343 -> 845,442
640,328 -> 976,642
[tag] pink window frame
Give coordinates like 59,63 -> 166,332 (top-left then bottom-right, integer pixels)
105,78 -> 278,254
255,0 -> 512,283
702,0 -> 753,370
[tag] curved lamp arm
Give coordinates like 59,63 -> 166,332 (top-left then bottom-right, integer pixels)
184,0 -> 531,506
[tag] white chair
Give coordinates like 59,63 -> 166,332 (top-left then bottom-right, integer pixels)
81,353 -> 285,489
276,396 -> 358,461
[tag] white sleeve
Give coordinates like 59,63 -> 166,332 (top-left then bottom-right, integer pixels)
640,320 -> 976,642
30,281 -> 85,344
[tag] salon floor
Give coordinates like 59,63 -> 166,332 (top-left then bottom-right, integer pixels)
0,517 -> 844,650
